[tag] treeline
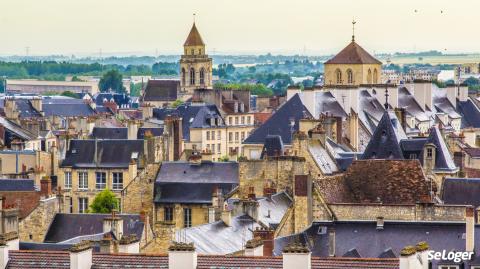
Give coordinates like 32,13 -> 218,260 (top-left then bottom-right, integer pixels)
214,83 -> 274,97
0,61 -> 179,79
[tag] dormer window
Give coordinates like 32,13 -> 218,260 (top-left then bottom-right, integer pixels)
427,148 -> 433,158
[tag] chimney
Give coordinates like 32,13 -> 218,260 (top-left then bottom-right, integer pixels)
128,159 -> 138,182
99,233 -> 117,254
221,209 -> 232,227
282,242 -> 311,269
30,97 -> 43,114
168,242 -> 197,269
244,237 -> 263,256
103,210 -> 124,240
415,242 -> 429,269
69,241 -> 93,269
394,108 -> 407,130
466,206 -> 475,252
399,245 -> 421,269
328,228 -> 335,257
376,216 -> 384,230
263,181 -> 276,199
253,227 -> 274,256
40,177 -> 52,198
0,241 -> 8,269
118,234 -> 140,254
293,175 -> 312,233
248,186 -> 256,200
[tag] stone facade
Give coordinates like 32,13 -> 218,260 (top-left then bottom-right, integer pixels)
18,196 -> 60,242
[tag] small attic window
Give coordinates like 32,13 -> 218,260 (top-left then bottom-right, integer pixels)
131,152 -> 139,159
71,149 -> 77,154
189,118 -> 194,123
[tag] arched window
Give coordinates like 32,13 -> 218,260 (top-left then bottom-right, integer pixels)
191,49 -> 194,55
347,69 -> 353,84
367,69 -> 372,84
335,69 -> 342,84
190,68 -> 195,85
200,68 -> 205,85
181,68 -> 186,86
373,69 -> 378,84
199,49 -> 202,55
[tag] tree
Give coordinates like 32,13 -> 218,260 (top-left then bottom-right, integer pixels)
218,155 -> 230,162
90,189 -> 119,213
171,99 -> 184,108
61,91 -> 79,98
99,69 -> 125,93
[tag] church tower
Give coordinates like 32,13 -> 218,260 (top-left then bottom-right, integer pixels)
324,21 -> 382,86
179,23 -> 213,94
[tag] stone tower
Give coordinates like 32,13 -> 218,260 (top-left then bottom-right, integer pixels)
179,23 -> 213,94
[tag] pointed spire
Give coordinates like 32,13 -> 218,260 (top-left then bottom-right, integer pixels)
352,19 -> 356,42
184,18 -> 205,47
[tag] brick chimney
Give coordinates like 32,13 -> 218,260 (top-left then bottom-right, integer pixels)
247,186 -> 256,200
263,181 -> 276,199
282,242 -> 311,269
244,237 -> 263,256
168,242 -> 197,269
293,175 -> 312,233
253,227 -> 274,256
40,177 -> 52,198
99,233 -> 117,254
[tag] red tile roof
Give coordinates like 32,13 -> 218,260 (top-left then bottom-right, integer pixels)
7,250 -> 399,269
184,23 -> 205,47
325,41 -> 382,65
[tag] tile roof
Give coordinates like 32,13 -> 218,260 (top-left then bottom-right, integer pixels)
324,41 -> 382,65
91,127 -> 128,140
7,251 -> 399,269
244,94 -> 312,145
184,23 -> 205,46
43,213 -> 144,243
344,159 -> 431,204
60,139 -> 144,168
0,178 -> 35,191
142,80 -> 179,102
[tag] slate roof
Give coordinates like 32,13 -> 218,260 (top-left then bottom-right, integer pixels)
357,90 -> 385,134
0,116 -> 36,140
142,80 -> 179,102
325,41 -> 382,65
458,98 -> 480,128
42,103 -> 96,117
154,161 -> 238,204
61,139 -> 144,168
137,127 -> 164,139
441,177 -> 480,208
361,111 -> 407,160
261,135 -> 284,158
7,251 -> 400,269
153,103 -> 223,141
244,94 -> 312,145
0,178 -> 35,191
464,147 -> 480,158
43,213 -> 144,243
418,126 -> 457,171
93,92 -> 131,107
15,99 -> 42,118
308,139 -> 339,175
184,23 -> 205,46
91,127 -> 128,140
397,87 -> 428,122
314,91 -> 348,118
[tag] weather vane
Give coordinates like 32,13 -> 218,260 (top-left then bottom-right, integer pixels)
352,19 -> 356,42
193,13 -> 196,23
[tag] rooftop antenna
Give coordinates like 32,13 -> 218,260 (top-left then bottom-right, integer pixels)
351,19 -> 356,42
384,85 -> 389,110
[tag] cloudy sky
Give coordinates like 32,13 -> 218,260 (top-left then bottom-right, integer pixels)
0,0 -> 478,56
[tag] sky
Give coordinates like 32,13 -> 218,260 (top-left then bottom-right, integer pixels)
1,0 -> 479,56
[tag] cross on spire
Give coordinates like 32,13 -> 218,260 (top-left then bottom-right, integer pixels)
193,13 -> 196,23
352,19 -> 356,42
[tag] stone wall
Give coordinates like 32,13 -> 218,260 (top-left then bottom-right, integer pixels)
122,163 -> 159,218
239,156 -> 306,197
328,203 -> 467,222
19,196 -> 59,242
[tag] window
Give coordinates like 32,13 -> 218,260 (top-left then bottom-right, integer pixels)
67,197 -> 73,213
241,132 -> 245,141
439,266 -> 459,269
211,131 -> 215,140
241,116 -> 245,125
96,172 -> 106,189
190,49 -> 194,55
212,144 -> 215,154
184,208 -> 192,228
335,69 -> 342,84
78,172 -> 88,190
113,172 -> 123,190
200,68 -> 205,85
409,154 -> 417,159
78,198 -> 88,213
373,69 -> 378,84
190,68 -> 195,85
217,143 -> 221,153
64,172 -> 72,189
164,207 -> 174,222
181,68 -> 186,86
235,132 -> 239,142
247,116 -> 251,125
229,132 -> 233,142
347,69 -> 353,84
367,69 -> 372,84
427,148 -> 433,158
235,117 -> 239,125
199,49 -> 202,54
217,131 -> 221,140
228,117 -> 232,125
206,131 -> 210,140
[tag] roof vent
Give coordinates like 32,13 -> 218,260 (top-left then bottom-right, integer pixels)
317,226 -> 327,235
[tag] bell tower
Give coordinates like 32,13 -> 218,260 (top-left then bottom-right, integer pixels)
180,19 -> 213,94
